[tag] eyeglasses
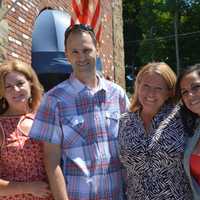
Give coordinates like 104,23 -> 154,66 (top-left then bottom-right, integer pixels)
5,81 -> 26,92
65,24 -> 95,42
181,84 -> 200,97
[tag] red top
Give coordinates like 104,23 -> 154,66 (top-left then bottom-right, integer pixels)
190,154 -> 200,185
0,114 -> 53,200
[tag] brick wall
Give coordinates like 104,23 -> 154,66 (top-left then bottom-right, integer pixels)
2,0 -> 125,87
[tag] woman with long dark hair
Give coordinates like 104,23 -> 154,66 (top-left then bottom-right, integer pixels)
176,64 -> 200,200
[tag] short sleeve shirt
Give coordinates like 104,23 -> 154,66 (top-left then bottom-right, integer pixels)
30,74 -> 130,200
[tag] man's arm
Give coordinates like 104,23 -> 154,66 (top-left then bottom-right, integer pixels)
43,142 -> 69,200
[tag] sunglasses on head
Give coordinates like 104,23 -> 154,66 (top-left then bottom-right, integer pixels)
65,24 -> 95,39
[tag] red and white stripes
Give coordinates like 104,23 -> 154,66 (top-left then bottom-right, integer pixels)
71,0 -> 102,43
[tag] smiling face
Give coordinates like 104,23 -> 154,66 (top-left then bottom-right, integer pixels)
66,31 -> 97,79
3,71 -> 31,114
180,71 -> 200,116
138,72 -> 170,116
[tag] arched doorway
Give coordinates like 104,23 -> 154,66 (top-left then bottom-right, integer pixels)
32,8 -> 72,91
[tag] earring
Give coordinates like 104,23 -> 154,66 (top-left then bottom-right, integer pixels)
28,97 -> 33,105
2,99 -> 6,109
0,97 -> 6,109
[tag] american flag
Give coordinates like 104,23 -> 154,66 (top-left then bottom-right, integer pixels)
71,0 -> 102,43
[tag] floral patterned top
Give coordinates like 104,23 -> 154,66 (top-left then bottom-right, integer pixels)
0,114 -> 53,200
118,103 -> 192,200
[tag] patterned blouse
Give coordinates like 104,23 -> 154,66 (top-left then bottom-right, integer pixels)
118,103 -> 192,200
0,114 -> 53,200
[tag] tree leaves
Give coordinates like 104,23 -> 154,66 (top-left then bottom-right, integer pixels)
123,0 -> 200,70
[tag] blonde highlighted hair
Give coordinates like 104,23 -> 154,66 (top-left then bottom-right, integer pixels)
0,60 -> 43,113
130,62 -> 177,112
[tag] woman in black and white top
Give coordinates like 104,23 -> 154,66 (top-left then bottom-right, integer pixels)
118,62 -> 192,200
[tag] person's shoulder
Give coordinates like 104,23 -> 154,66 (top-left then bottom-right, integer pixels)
160,103 -> 184,129
120,111 -> 135,120
44,79 -> 74,99
192,122 -> 200,140
46,79 -> 69,93
161,102 -> 179,116
103,78 -> 123,88
102,78 -> 126,93
120,112 -> 129,119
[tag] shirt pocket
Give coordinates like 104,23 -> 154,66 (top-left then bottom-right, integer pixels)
61,115 -> 86,148
105,111 -> 120,139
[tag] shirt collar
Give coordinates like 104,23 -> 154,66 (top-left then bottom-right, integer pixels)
69,73 -> 108,93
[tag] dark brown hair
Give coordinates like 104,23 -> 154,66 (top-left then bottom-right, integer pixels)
64,24 -> 97,48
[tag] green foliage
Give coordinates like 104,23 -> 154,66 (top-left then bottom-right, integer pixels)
123,0 -> 200,76
123,0 -> 200,93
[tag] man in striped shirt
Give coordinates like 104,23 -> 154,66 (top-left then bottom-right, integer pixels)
30,24 -> 130,200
